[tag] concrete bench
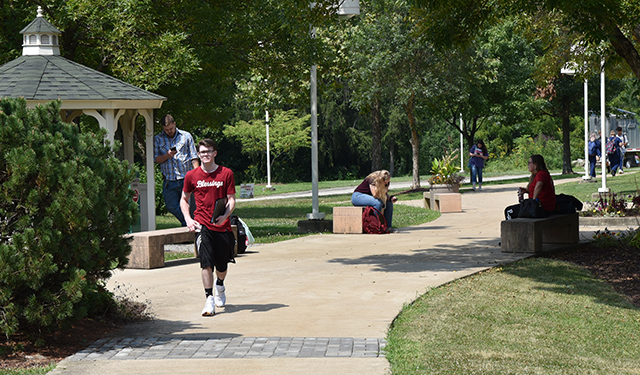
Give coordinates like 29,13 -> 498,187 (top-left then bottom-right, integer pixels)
500,213 -> 579,253
423,192 -> 462,213
126,225 -> 238,269
333,206 -> 364,234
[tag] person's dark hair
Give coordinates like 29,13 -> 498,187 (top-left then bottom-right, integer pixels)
198,138 -> 217,151
160,114 -> 175,127
475,140 -> 488,154
530,154 -> 548,172
616,126 -> 623,132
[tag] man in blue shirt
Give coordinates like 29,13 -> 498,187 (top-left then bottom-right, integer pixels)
154,114 -> 199,226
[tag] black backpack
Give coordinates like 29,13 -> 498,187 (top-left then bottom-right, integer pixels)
229,215 -> 247,254
554,194 -> 583,214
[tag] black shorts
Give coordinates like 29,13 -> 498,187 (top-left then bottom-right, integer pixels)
195,226 -> 235,272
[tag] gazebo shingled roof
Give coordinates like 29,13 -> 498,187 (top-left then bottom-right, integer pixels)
0,55 -> 165,103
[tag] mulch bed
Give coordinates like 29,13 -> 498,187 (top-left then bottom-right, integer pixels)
0,318 -> 122,370
546,243 -> 640,306
1,242 -> 638,370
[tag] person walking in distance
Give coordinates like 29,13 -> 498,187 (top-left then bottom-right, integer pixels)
181,139 -> 236,316
154,114 -> 199,226
616,126 -> 629,173
469,140 -> 489,190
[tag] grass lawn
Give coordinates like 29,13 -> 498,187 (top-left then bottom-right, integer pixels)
386,257 -> 640,374
1,365 -> 56,375
231,192 -> 439,243
159,190 -> 440,260
555,170 -> 640,202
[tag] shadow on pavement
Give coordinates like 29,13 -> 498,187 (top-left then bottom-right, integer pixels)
328,240 -> 506,274
222,303 -> 289,314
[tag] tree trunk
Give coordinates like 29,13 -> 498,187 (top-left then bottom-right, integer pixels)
608,24 -> 640,81
404,95 -> 421,189
561,102 -> 574,174
389,140 -> 395,177
371,98 -> 382,171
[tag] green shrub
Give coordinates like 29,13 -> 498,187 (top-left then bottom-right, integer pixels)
0,98 -> 137,338
486,133 -> 562,172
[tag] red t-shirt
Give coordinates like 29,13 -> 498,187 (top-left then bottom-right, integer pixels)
529,170 -> 556,211
183,165 -> 236,232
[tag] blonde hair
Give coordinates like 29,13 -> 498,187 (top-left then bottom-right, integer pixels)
366,170 -> 390,199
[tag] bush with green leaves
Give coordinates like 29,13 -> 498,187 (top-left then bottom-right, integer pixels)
486,133 -> 563,172
0,98 -> 137,338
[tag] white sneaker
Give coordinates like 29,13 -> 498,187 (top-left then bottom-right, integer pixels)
201,295 -> 215,316
214,284 -> 226,307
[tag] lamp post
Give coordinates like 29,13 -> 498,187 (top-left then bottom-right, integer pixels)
583,80 -> 589,180
560,64 -> 590,180
459,115 -> 464,171
265,110 -> 272,189
598,60 -> 609,193
304,0 -> 360,226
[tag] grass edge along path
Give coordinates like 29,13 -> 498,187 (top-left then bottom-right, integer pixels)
386,257 -> 640,375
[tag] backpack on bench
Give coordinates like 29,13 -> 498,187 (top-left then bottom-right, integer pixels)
362,206 -> 387,234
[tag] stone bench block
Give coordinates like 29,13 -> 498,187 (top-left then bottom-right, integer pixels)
501,213 -> 579,253
126,225 -> 238,269
333,206 -> 364,234
434,193 -> 462,213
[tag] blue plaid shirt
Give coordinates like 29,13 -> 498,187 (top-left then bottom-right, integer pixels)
153,128 -> 198,181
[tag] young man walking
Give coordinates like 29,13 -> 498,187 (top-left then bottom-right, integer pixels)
181,139 -> 236,316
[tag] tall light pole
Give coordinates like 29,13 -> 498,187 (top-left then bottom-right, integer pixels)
265,110 -> 272,189
583,80 -> 589,180
599,60 -> 609,193
305,0 -> 360,224
459,115 -> 464,171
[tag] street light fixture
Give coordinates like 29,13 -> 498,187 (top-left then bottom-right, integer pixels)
304,0 -> 360,226
560,64 -> 590,180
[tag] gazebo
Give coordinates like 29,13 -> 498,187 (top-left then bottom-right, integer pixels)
0,6 -> 165,231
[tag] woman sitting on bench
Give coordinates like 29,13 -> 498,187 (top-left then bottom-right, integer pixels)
504,154 -> 556,220
351,170 -> 398,232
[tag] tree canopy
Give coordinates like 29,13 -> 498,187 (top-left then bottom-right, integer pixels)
409,0 -> 640,80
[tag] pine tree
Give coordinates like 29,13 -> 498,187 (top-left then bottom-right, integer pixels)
0,98 -> 138,337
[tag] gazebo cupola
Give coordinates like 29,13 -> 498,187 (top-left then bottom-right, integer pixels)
20,6 -> 61,56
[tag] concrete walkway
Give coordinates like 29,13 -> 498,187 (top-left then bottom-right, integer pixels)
49,180 -> 597,375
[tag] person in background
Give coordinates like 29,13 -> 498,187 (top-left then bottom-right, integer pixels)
606,129 -> 622,176
504,154 -> 556,220
588,132 -> 601,179
469,140 -> 489,191
616,126 -> 629,173
154,114 -> 199,226
351,170 -> 398,233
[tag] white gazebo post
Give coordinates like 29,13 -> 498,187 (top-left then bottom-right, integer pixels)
305,0 -> 360,226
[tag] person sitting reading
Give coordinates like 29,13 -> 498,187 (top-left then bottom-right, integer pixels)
351,170 -> 398,232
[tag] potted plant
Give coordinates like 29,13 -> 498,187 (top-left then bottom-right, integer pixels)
427,150 -> 465,209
